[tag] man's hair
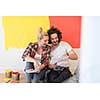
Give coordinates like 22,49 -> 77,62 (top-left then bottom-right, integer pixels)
47,26 -> 62,44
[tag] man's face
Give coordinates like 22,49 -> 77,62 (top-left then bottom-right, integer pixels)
50,33 -> 59,46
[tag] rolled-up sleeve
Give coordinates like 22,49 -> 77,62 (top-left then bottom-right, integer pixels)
22,42 -> 33,61
41,46 -> 51,66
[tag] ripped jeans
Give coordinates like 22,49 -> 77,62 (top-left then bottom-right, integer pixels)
25,62 -> 38,83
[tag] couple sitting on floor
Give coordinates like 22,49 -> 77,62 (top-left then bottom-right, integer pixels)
22,27 -> 78,83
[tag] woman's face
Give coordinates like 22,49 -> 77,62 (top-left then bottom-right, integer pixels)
40,36 -> 49,47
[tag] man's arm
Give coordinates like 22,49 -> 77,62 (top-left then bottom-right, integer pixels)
68,49 -> 78,60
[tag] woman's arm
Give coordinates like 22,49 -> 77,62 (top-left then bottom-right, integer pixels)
25,54 -> 36,63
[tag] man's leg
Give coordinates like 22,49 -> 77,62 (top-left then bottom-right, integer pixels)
53,67 -> 73,83
47,69 -> 59,83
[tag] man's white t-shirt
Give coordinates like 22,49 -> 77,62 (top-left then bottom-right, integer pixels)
50,41 -> 72,68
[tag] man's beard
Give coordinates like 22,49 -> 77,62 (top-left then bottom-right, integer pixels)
53,41 -> 58,46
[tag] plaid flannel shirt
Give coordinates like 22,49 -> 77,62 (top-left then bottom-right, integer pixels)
22,42 -> 51,66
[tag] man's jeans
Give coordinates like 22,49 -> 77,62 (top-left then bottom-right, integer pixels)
47,67 -> 73,83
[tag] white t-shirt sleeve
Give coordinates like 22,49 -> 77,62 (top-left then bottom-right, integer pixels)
64,42 -> 72,53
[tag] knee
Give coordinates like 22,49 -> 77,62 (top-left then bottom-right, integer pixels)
25,62 -> 34,69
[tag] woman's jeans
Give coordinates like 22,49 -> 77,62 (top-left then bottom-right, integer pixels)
25,62 -> 38,83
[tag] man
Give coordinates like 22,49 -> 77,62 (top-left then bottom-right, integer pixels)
47,26 -> 78,83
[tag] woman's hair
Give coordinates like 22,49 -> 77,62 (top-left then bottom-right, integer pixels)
37,27 -> 48,41
47,26 -> 62,44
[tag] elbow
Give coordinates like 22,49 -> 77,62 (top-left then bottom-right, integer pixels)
69,54 -> 78,60
73,54 -> 78,60
74,55 -> 78,60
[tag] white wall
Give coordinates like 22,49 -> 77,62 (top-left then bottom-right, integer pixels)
0,48 -> 26,73
80,16 -> 100,83
0,16 -> 4,52
0,17 -> 25,73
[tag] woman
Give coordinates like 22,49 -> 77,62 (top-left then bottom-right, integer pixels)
22,28 -> 51,83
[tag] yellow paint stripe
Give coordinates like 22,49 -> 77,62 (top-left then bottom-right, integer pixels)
2,16 -> 50,48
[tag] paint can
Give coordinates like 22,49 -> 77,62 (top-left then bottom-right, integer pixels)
5,69 -> 12,78
4,78 -> 12,83
12,72 -> 20,80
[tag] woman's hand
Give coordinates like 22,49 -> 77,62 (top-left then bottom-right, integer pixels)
33,61 -> 39,69
39,64 -> 45,71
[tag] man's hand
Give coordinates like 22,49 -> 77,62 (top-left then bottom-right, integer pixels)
68,50 -> 78,60
49,63 -> 57,69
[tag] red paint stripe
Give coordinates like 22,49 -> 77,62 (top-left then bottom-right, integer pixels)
49,16 -> 81,48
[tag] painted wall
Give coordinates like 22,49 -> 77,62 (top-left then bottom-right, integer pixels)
80,16 -> 100,83
0,16 -> 81,73
49,16 -> 81,48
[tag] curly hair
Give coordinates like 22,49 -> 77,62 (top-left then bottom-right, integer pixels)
47,26 -> 62,44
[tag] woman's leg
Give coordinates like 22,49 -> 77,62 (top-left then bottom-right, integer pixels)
32,73 -> 39,83
39,69 -> 46,80
25,62 -> 34,83
25,73 -> 33,83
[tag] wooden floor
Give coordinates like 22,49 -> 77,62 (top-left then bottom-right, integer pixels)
0,73 -> 26,83
0,73 -> 79,83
